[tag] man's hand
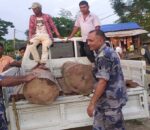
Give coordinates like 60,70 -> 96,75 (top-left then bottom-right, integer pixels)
57,35 -> 64,39
87,102 -> 95,117
3,64 -> 11,72
67,36 -> 73,41
87,79 -> 107,117
25,73 -> 36,82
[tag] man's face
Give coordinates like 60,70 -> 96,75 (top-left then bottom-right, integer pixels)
19,49 -> 25,58
0,46 -> 4,56
32,7 -> 41,15
87,32 -> 103,51
79,4 -> 89,14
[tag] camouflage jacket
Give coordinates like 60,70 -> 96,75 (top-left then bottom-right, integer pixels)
93,44 -> 128,109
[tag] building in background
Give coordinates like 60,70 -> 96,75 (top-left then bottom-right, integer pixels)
101,22 -> 148,56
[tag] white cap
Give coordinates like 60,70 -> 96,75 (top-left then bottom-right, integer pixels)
29,2 -> 42,9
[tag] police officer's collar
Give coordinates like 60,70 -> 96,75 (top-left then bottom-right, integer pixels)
95,43 -> 106,55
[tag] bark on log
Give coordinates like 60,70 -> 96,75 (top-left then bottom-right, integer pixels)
125,80 -> 139,88
62,62 -> 94,95
23,68 -> 59,105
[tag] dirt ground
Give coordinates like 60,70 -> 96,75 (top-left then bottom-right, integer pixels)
68,119 -> 150,130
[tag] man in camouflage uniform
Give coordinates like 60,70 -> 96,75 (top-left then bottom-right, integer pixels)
87,30 -> 128,130
0,74 -> 36,130
0,96 -> 7,130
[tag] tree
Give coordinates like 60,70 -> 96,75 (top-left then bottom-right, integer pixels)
110,0 -> 150,31
53,9 -> 81,37
53,17 -> 74,37
53,9 -> 75,37
25,30 -> 29,39
5,40 -> 14,53
3,39 -> 26,54
0,19 -> 14,40
58,8 -> 73,19
110,0 -> 127,22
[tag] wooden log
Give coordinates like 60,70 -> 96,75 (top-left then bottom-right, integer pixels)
62,62 -> 94,95
125,80 -> 140,88
57,77 -> 72,94
23,68 -> 59,105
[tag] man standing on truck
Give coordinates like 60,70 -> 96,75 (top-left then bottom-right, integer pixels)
0,74 -> 36,130
28,2 -> 63,67
67,1 -> 100,62
87,30 -> 127,130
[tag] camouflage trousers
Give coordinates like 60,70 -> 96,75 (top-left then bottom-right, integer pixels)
0,99 -> 8,130
93,107 -> 125,130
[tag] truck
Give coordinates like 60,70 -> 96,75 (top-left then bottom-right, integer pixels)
1,38 -> 150,130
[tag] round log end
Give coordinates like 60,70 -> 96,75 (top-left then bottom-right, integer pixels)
62,62 -> 94,95
23,78 -> 59,105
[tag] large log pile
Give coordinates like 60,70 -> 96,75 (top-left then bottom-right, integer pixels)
23,61 -> 94,104
61,62 -> 94,95
23,68 -> 59,105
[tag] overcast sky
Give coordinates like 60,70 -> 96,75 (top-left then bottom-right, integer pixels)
0,0 -> 118,40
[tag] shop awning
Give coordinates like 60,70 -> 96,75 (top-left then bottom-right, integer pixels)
101,22 -> 148,37
105,29 -> 148,37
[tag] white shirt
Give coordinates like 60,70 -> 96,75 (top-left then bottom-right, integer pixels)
36,17 -> 48,34
116,46 -> 123,54
75,13 -> 100,42
115,46 -> 123,59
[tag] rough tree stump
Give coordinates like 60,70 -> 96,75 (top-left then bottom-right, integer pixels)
23,68 -> 59,105
62,61 -> 94,95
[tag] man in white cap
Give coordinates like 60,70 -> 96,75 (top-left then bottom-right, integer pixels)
28,2 -> 62,67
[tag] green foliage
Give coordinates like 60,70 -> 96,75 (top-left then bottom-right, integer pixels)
110,0 -> 150,31
53,17 -> 74,37
2,40 -> 14,53
0,19 -> 14,40
25,30 -> 29,39
3,39 -> 26,53
58,8 -> 73,19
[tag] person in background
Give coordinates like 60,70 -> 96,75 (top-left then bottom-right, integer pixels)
28,2 -> 63,68
0,73 -> 36,130
15,46 -> 26,61
115,45 -> 123,59
87,30 -> 127,130
0,43 -> 14,73
3,46 -> 26,71
67,1 -> 100,62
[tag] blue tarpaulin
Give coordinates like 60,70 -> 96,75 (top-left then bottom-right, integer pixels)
101,22 -> 142,33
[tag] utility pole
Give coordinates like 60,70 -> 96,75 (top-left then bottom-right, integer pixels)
13,28 -> 16,50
